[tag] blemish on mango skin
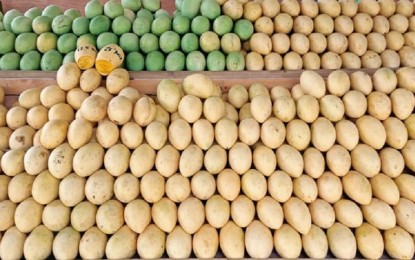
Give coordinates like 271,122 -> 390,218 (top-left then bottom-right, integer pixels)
15,135 -> 25,144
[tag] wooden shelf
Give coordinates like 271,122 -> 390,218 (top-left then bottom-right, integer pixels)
1,68 -> 379,108
0,69 -> 379,94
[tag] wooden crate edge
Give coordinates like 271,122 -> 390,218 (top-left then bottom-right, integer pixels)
1,69 -> 379,96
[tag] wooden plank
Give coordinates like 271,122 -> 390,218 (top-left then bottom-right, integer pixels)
2,0 -> 175,13
1,78 -> 57,95
0,69 -> 379,96
4,95 -> 18,108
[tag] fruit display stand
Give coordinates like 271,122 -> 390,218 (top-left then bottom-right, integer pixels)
3,63 -> 415,259
2,0 -> 415,259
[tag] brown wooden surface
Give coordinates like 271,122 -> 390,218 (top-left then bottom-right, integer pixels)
1,0 -> 175,13
4,95 -> 17,108
1,69 -> 379,108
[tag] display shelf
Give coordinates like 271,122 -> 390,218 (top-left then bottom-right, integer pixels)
1,68 -> 379,108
